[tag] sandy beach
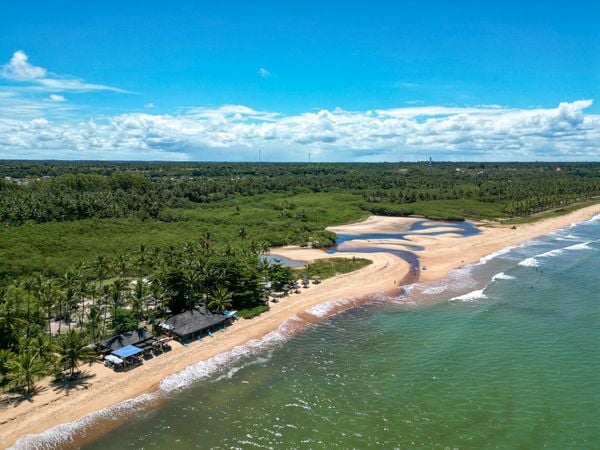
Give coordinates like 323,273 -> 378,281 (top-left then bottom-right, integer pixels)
2,203 -> 600,449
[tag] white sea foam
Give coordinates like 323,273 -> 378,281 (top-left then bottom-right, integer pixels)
569,213 -> 600,229
491,272 -> 516,282
306,297 -> 356,318
518,257 -> 540,267
580,213 -> 600,225
10,393 -> 157,450
557,233 -> 583,241
421,286 -> 447,295
13,318 -> 302,449
538,248 -> 565,258
565,242 -> 592,251
160,317 -> 302,393
450,289 -> 488,302
478,246 -> 514,264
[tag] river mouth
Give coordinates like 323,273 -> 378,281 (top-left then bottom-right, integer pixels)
327,218 -> 481,283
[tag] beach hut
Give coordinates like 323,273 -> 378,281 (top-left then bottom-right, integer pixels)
110,344 -> 144,370
98,327 -> 154,355
160,306 -> 232,342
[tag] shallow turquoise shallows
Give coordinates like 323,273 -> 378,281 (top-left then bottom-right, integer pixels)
78,217 -> 600,449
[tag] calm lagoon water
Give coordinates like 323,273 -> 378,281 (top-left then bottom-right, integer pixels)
40,216 -> 600,449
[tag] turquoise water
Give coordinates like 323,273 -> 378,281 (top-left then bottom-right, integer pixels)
28,217 -> 600,449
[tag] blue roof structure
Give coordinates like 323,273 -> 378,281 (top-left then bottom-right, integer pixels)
112,344 -> 143,358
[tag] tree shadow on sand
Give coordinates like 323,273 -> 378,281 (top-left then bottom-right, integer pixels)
0,385 -> 48,407
51,370 -> 96,396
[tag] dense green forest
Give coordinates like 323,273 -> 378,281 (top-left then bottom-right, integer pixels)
2,161 -> 600,227
1,160 -> 599,396
1,161 -> 600,281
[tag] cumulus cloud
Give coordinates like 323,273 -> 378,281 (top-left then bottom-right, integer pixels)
258,67 -> 271,78
0,100 -> 598,161
1,50 -> 130,93
48,94 -> 66,102
1,50 -> 47,80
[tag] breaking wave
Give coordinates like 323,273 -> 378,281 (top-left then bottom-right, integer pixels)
569,213 -> 600,229
478,246 -> 514,264
421,286 -> 448,295
306,297 -> 357,318
518,257 -> 540,267
10,393 -> 157,450
491,272 -> 516,282
565,242 -> 592,251
160,317 -> 303,393
11,316 -> 308,449
450,289 -> 488,302
538,248 -> 564,258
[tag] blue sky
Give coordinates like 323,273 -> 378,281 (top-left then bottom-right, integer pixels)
0,0 -> 598,161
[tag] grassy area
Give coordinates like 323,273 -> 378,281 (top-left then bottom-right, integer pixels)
237,304 -> 269,319
302,257 -> 372,281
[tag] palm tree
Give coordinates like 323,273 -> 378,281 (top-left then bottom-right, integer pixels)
258,258 -> 271,280
115,253 -> 130,278
130,279 -> 147,321
166,245 -> 177,264
182,269 -> 200,311
18,278 -> 35,338
20,334 -> 58,369
0,349 -> 13,386
99,284 -> 111,339
207,287 -> 233,313
58,269 -> 81,330
77,279 -> 91,327
149,280 -> 169,317
36,278 -> 57,337
202,232 -> 213,253
93,255 -> 110,294
57,329 -> 96,379
109,279 -> 127,320
6,350 -> 47,395
0,296 -> 22,350
138,243 -> 147,276
259,241 -> 271,256
85,305 -> 103,344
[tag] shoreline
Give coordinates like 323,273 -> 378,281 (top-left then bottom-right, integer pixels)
3,204 -> 600,449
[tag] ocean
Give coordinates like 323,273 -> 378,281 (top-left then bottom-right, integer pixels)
17,215 -> 600,449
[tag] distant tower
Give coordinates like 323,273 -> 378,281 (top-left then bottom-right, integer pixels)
308,152 -> 311,163
428,156 -> 433,166
258,148 -> 262,164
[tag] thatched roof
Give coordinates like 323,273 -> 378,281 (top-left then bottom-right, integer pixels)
163,306 -> 228,338
99,327 -> 154,353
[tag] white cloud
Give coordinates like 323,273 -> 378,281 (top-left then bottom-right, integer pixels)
258,67 -> 271,78
0,100 -> 598,161
1,50 -> 47,80
48,94 -> 66,102
1,50 -> 129,93
144,102 -> 155,109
